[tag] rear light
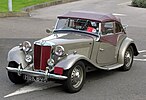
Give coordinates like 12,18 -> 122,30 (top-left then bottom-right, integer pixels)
54,67 -> 64,75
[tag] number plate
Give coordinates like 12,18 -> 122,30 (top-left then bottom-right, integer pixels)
24,75 -> 47,82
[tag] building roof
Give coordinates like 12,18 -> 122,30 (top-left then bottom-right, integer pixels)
58,11 -> 120,22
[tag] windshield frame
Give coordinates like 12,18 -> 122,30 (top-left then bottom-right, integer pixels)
54,18 -> 101,35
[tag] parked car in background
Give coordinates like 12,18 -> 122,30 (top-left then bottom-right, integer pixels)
6,11 -> 139,93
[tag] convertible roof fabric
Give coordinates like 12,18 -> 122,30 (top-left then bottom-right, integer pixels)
58,11 -> 120,22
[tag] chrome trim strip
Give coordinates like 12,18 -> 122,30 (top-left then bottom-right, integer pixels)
54,18 -> 59,30
99,23 -> 102,33
6,67 -> 67,80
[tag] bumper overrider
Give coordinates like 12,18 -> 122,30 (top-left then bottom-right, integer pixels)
6,66 -> 68,81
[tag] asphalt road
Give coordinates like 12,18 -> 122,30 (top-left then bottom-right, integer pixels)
0,0 -> 146,100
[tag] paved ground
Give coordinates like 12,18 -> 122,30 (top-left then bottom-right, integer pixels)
0,0 -> 146,100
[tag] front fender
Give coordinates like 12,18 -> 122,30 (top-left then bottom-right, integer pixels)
118,37 -> 138,64
7,46 -> 27,68
55,54 -> 107,70
55,54 -> 90,70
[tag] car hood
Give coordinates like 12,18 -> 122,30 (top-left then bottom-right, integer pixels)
34,32 -> 94,58
35,32 -> 94,46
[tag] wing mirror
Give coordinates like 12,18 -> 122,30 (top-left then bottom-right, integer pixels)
46,28 -> 52,33
122,24 -> 128,31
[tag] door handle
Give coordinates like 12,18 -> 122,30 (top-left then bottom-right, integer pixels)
99,48 -> 104,51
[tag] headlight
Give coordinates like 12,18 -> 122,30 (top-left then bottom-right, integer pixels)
25,54 -> 33,63
22,41 -> 32,52
54,45 -> 65,57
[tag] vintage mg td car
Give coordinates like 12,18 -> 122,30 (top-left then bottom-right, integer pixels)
6,11 -> 139,93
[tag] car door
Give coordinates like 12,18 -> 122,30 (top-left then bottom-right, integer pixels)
96,22 -> 120,66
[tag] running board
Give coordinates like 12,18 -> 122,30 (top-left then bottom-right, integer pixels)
102,63 -> 123,70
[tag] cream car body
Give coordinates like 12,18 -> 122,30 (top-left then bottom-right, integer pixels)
6,11 -> 139,93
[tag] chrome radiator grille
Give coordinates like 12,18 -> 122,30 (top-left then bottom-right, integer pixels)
34,44 -> 51,71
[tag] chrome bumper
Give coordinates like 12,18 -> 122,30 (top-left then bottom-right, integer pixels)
6,67 -> 67,80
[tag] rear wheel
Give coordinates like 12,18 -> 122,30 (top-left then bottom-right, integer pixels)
63,61 -> 86,93
7,61 -> 27,84
120,46 -> 134,71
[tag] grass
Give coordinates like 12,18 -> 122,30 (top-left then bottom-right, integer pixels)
0,0 -> 54,12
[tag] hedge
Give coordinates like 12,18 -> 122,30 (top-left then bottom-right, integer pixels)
132,0 -> 146,8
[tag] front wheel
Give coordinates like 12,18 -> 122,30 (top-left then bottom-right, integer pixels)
120,46 -> 134,71
63,61 -> 86,93
7,61 -> 27,84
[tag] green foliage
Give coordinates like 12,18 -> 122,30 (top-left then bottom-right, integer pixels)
0,0 -> 53,12
0,0 -> 8,12
132,0 -> 146,8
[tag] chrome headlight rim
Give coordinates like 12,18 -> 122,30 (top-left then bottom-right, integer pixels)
22,41 -> 32,52
54,45 -> 65,57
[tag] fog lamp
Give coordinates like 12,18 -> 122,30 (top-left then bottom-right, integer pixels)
47,59 -> 55,67
25,54 -> 33,63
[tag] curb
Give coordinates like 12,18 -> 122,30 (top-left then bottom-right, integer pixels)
0,12 -> 30,18
23,0 -> 79,12
0,0 -> 79,18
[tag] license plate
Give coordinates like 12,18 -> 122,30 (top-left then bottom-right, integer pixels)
24,75 -> 47,82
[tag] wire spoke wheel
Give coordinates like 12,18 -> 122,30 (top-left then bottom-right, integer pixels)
63,61 -> 86,93
71,65 -> 83,89
120,46 -> 134,71
124,49 -> 132,68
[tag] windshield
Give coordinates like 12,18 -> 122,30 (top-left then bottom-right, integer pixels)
55,18 -> 99,34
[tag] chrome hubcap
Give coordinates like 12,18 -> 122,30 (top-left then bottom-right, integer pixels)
71,65 -> 83,88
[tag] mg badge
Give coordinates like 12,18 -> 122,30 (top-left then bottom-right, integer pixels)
41,40 -> 46,45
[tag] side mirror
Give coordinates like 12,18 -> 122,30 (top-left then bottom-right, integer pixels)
46,29 -> 52,33
122,24 -> 128,31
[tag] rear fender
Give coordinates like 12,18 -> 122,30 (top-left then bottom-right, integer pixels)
7,46 -> 27,68
118,37 -> 139,64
